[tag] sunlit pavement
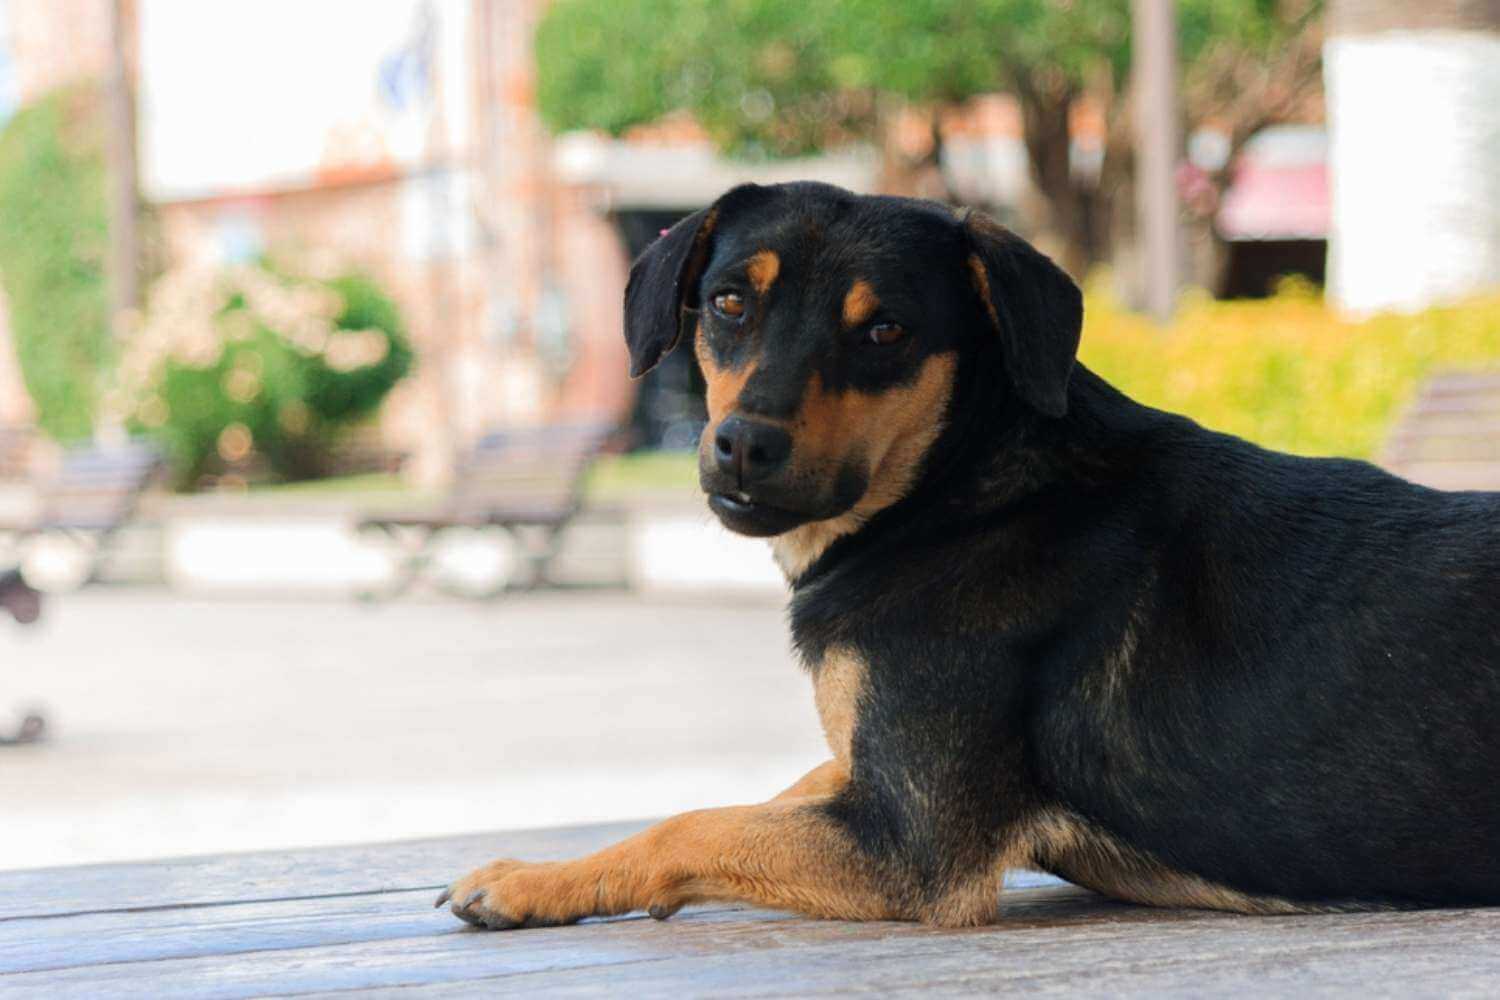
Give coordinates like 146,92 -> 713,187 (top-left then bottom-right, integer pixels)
1,589 -> 822,871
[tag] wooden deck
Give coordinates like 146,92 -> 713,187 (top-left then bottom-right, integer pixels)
3,821 -> 1497,998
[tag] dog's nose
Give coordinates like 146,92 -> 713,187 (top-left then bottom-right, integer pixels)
714,416 -> 792,485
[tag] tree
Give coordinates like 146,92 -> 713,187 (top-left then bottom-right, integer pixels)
0,85 -> 112,441
535,0 -> 1323,279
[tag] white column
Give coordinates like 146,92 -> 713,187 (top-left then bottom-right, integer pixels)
1325,29 -> 1500,314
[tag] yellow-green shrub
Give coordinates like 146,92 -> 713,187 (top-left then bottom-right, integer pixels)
1078,281 -> 1500,460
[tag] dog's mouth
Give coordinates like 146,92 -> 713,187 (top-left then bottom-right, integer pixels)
707,492 -> 810,537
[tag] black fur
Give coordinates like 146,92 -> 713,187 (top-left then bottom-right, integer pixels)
963,210 -> 1082,418
629,182 -> 1500,911
624,184 -> 774,377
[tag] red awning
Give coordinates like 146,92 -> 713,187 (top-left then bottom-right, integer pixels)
1216,126 -> 1330,242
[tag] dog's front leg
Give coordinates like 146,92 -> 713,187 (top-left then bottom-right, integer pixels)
438,786 -> 909,929
770,758 -> 847,801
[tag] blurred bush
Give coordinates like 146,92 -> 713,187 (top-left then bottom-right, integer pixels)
0,85 -> 111,441
118,263 -> 413,487
1081,280 -> 1500,460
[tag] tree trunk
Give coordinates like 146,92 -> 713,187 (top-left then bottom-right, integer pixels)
1016,85 -> 1110,279
874,102 -> 963,204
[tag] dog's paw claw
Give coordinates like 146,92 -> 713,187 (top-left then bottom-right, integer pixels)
433,888 -> 451,908
648,901 -> 684,921
439,859 -> 563,930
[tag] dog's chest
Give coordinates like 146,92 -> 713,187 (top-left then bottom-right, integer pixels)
811,648 -> 867,770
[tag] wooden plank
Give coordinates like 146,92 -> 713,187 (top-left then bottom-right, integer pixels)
310,903 -> 1500,998
6,889 -> 1498,998
0,887 -> 1129,999
383,910 -> 1500,999
0,873 -> 1067,976
11,821 -> 1495,997
0,821 -> 651,920
0,841 -> 1061,975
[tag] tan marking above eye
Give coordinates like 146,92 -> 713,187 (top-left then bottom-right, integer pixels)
841,279 -> 879,329
712,292 -> 745,318
746,250 -> 780,294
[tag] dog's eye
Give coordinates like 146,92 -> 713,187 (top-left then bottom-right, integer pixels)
867,322 -> 906,346
711,292 -> 746,320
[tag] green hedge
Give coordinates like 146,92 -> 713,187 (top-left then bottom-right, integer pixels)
1080,281 -> 1500,460
0,85 -> 110,441
128,264 -> 414,487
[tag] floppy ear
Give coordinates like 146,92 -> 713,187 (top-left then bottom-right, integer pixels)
963,210 -> 1083,418
623,183 -> 775,377
622,206 -> 718,378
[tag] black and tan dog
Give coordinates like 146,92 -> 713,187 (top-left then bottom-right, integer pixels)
439,181 -> 1500,929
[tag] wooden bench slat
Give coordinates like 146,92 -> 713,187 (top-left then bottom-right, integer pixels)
0,878 -> 1070,979
0,822 -> 649,921
4,885 -> 1497,997
3,820 -> 1496,995
1383,370 -> 1500,490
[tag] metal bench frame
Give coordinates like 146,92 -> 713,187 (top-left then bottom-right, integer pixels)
0,440 -> 165,590
357,423 -> 618,600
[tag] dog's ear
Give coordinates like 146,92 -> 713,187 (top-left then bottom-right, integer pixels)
623,184 -> 770,378
962,210 -> 1083,418
623,207 -> 717,377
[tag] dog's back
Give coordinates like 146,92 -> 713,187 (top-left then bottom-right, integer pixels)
1010,376 -> 1500,906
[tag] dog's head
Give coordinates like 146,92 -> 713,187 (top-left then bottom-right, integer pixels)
624,182 -> 1082,540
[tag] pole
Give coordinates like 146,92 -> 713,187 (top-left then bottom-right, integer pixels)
105,0 -> 139,332
1132,0 -> 1180,323
422,0 -> 461,484
99,0 -> 139,439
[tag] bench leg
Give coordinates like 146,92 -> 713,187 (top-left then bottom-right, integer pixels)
515,524 -> 566,592
358,525 -> 439,601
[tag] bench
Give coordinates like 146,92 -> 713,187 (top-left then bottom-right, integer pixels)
2,820 -> 1495,994
358,422 -> 619,599
0,439 -> 164,591
1383,370 -> 1500,491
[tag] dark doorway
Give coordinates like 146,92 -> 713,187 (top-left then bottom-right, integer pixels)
614,209 -> 708,450
1220,239 -> 1327,299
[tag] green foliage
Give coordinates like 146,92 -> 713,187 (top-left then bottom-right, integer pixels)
129,265 -> 413,487
537,0 -> 864,157
1080,283 -> 1500,460
0,86 -> 111,441
536,0 -> 1318,157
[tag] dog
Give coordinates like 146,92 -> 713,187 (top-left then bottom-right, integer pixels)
439,181 -> 1500,929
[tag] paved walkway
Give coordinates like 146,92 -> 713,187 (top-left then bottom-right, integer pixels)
1,591 -> 822,871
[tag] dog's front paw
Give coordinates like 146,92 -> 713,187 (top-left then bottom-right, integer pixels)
436,859 -> 584,930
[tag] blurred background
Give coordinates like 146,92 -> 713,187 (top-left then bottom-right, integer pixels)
1,0 -> 1497,871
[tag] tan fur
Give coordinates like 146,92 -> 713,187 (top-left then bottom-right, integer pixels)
813,648 -> 866,769
771,758 -> 848,801
840,279 -> 879,329
772,353 -> 957,578
1018,808 -> 1311,915
443,773 -> 915,926
747,250 -> 781,294
695,322 -> 757,424
967,254 -> 1000,331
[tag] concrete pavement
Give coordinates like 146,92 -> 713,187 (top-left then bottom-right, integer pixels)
1,590 -> 824,871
